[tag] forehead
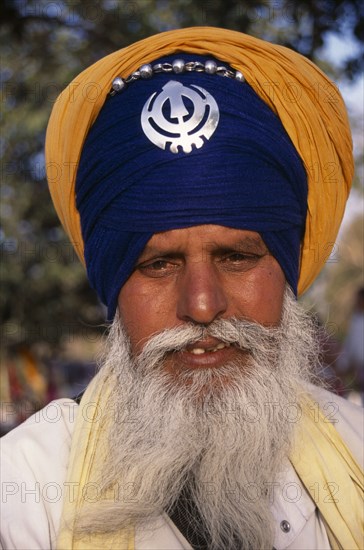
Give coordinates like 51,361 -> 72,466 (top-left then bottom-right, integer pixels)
139,225 -> 268,256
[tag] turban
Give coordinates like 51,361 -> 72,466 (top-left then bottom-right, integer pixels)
45,27 -> 353,316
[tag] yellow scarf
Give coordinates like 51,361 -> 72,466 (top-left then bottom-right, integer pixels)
57,373 -> 363,549
291,398 -> 364,549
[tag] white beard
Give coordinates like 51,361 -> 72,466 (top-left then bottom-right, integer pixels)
75,286 -> 320,549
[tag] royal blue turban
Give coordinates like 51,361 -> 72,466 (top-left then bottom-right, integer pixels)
76,54 -> 308,319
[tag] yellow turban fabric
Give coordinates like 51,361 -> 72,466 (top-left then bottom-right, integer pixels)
45,26 -> 353,295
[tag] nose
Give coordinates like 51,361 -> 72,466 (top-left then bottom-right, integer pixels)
176,264 -> 228,325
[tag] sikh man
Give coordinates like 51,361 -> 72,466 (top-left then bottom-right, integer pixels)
1,27 -> 363,550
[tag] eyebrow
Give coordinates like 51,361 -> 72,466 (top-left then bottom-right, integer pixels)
205,237 -> 268,252
139,236 -> 268,259
204,242 -> 269,259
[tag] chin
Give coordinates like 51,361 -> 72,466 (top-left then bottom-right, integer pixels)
160,356 -> 252,402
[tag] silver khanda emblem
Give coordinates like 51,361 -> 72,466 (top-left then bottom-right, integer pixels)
141,80 -> 220,154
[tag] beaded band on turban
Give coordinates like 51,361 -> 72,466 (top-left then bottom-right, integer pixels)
45,27 -> 353,318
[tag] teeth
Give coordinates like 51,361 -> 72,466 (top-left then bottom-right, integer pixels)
215,342 -> 228,350
188,343 -> 230,355
190,348 -> 206,355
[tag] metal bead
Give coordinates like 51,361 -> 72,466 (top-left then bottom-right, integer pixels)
152,63 -> 163,73
161,63 -> 173,72
172,59 -> 185,73
235,70 -> 245,82
185,61 -> 196,72
280,520 -> 291,533
205,60 -> 217,74
194,61 -> 205,72
111,77 -> 126,92
139,64 -> 153,79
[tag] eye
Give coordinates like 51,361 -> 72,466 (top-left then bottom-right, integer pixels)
143,260 -> 169,270
219,252 -> 264,271
137,258 -> 181,277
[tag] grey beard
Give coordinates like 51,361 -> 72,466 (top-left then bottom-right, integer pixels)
74,286 -> 320,550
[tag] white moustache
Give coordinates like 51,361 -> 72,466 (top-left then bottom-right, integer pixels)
136,318 -> 281,371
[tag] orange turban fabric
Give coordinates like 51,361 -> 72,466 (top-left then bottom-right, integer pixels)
45,26 -> 353,295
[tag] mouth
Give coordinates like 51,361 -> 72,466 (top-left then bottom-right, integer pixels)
166,339 -> 247,371
187,342 -> 231,355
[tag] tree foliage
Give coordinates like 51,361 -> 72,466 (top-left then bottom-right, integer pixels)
1,0 -> 363,351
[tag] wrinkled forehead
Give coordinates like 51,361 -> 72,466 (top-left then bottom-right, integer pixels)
137,226 -> 269,258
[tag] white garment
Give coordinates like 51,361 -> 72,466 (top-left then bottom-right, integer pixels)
1,387 -> 363,550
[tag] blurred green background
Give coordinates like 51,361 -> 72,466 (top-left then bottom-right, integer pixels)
1,0 -> 363,429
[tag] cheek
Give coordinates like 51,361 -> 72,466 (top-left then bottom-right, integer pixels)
257,266 -> 286,324
232,263 -> 286,325
117,284 -> 144,353
117,281 -> 173,354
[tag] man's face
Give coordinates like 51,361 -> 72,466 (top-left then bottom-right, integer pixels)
118,225 -> 286,375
